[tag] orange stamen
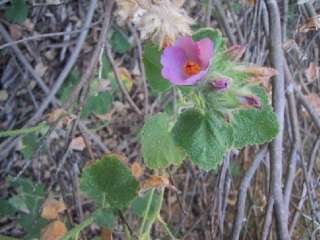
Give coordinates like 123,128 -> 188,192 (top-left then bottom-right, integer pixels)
183,60 -> 201,76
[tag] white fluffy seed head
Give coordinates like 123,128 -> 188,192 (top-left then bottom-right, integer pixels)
115,0 -> 194,48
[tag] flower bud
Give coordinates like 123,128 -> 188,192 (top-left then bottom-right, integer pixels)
225,44 -> 247,61
211,78 -> 230,91
238,95 -> 262,109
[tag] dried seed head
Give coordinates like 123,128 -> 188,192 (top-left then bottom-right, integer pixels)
116,0 -> 194,48
224,44 -> 247,61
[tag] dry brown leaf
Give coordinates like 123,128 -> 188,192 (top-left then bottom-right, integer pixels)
238,66 -> 278,78
305,93 -> 320,115
70,136 -> 86,151
41,198 -> 66,220
140,175 -> 171,194
305,63 -> 319,82
101,228 -> 113,240
131,162 -> 144,179
9,24 -> 23,40
47,108 -> 66,124
298,15 -> 320,33
41,220 -> 67,240
244,0 -> 257,5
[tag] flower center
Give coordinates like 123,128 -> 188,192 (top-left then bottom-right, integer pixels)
183,60 -> 201,76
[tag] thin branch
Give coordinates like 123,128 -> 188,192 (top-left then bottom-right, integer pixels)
266,0 -> 290,239
105,43 -> 142,115
231,146 -> 268,240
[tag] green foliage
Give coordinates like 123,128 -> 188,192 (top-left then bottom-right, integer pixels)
110,31 -> 132,54
80,92 -> 113,118
141,113 -> 184,169
143,43 -> 171,92
132,191 -> 162,219
0,236 -> 19,240
5,0 -> 28,23
93,208 -> 115,228
59,69 -> 113,119
0,199 -> 15,217
20,123 -> 48,159
80,155 -> 139,209
172,109 -> 233,171
7,178 -> 48,239
192,28 -> 227,52
232,87 -> 279,148
21,132 -> 40,159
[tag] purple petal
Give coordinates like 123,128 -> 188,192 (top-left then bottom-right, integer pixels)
196,38 -> 214,68
161,47 -> 187,84
174,70 -> 208,86
175,36 -> 199,62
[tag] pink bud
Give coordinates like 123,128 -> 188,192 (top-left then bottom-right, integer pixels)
225,44 -> 247,61
238,95 -> 262,109
211,78 -> 230,91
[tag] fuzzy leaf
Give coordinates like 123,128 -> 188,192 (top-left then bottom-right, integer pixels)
232,87 -> 279,148
192,28 -> 227,52
0,199 -> 16,217
5,0 -> 28,23
93,208 -> 115,229
80,155 -> 139,209
21,132 -> 40,159
141,113 -> 184,169
172,109 -> 233,170
143,43 -> 171,92
80,92 -> 113,118
9,178 -> 47,239
110,31 -> 132,54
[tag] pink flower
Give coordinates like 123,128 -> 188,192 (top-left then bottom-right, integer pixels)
160,36 -> 214,86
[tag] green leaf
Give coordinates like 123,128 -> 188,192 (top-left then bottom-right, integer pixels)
21,132 -> 40,159
0,199 -> 16,217
132,190 -> 161,220
143,43 -> 171,92
80,155 -> 139,209
172,109 -> 233,170
19,214 -> 48,240
93,208 -> 115,229
10,178 -> 45,216
5,0 -> 28,23
232,87 -> 279,148
110,31 -> 132,54
101,55 -> 112,79
80,92 -> 113,118
8,196 -> 28,213
192,28 -> 227,52
141,113 -> 184,169
8,178 -> 47,239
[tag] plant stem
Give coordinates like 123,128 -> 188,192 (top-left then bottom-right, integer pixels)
158,215 -> 179,240
62,216 -> 94,240
0,122 -> 48,137
139,188 -> 155,236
